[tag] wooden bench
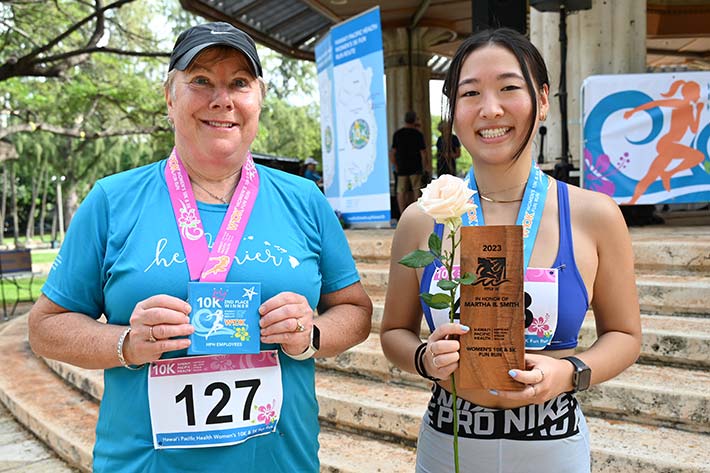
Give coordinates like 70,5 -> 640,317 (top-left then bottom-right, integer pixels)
0,249 -> 40,320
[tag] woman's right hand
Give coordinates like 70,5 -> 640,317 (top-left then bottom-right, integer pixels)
422,323 -> 470,379
124,295 -> 194,365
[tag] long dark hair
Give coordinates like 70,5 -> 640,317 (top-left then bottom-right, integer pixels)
441,28 -> 549,162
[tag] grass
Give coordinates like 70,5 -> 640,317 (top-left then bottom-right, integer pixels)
31,249 -> 59,265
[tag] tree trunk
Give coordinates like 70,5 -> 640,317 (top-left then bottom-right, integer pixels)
25,158 -> 45,241
64,183 -> 81,228
10,163 -> 19,247
0,164 -> 5,244
39,167 -> 50,241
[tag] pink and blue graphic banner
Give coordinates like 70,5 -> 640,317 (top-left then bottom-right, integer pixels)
582,72 -> 710,204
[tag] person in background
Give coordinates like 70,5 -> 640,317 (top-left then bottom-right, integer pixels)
380,28 -> 641,473
303,156 -> 323,188
435,120 -> 461,177
28,22 -> 371,473
390,110 -> 430,215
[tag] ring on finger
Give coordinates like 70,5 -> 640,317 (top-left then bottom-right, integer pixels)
431,355 -> 439,368
148,326 -> 157,343
295,319 -> 305,333
537,367 -> 545,381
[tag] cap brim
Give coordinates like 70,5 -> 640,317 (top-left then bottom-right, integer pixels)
172,41 -> 261,76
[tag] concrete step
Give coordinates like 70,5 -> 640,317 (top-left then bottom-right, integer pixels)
369,298 -> 710,369
635,273 -> 710,316
0,315 -> 415,473
579,313 -> 710,370
632,238 -> 710,273
315,370 -> 710,473
0,317 -> 96,473
4,315 -> 709,473
317,332 -> 709,432
345,225 -> 710,274
319,427 -> 415,473
361,265 -> 710,317
0,402 -> 79,472
577,363 -> 710,433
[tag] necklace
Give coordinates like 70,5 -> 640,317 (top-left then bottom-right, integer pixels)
182,158 -> 241,204
478,194 -> 524,203
190,179 -> 236,204
478,179 -> 527,204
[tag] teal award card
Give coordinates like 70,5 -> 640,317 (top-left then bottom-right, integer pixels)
187,282 -> 261,355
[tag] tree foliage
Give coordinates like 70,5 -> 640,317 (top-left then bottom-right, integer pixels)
0,0 -> 323,241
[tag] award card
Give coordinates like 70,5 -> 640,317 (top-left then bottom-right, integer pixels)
188,282 -> 261,355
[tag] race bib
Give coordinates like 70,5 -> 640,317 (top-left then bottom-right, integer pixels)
524,268 -> 559,350
148,351 -> 282,449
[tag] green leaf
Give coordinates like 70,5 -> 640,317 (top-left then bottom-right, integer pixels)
428,232 -> 441,257
437,279 -> 457,291
459,272 -> 477,285
420,292 -> 452,309
704,160 -> 710,174
399,250 -> 436,268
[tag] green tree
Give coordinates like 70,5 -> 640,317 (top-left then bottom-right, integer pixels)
252,47 -> 321,161
1,0 -> 178,232
1,0 -> 324,241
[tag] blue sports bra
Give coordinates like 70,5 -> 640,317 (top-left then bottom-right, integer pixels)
419,181 -> 589,350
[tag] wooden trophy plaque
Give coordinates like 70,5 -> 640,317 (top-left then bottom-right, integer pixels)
457,225 -> 525,391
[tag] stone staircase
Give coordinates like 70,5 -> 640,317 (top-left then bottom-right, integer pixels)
0,224 -> 708,472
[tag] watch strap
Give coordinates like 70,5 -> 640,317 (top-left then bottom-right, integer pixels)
562,356 -> 591,393
284,325 -> 319,361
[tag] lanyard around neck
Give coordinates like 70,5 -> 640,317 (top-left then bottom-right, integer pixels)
165,148 -> 260,282
462,161 -> 549,270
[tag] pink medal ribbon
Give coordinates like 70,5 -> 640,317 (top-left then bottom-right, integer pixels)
165,147 -> 260,282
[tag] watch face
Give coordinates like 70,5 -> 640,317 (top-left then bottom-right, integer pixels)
312,325 -> 320,350
576,367 -> 592,391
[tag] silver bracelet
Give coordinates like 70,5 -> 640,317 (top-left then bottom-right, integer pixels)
117,327 -> 144,370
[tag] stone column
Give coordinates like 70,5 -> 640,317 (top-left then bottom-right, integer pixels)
529,0 -> 646,172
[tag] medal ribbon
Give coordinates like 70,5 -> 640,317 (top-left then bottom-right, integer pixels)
165,147 -> 260,282
462,161 -> 549,270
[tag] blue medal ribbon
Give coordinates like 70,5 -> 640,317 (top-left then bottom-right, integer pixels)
462,161 -> 549,270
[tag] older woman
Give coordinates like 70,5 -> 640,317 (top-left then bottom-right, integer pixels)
28,22 -> 371,473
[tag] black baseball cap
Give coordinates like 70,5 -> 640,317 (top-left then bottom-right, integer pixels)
169,22 -> 262,77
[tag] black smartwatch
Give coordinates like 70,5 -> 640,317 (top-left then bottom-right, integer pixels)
562,356 -> 591,393
284,324 -> 320,360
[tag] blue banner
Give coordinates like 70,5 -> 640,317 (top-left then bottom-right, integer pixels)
315,7 -> 390,226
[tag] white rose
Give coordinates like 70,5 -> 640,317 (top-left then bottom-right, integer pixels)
417,174 -> 477,225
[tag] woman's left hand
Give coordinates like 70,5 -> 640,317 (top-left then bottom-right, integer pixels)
259,292 -> 314,356
490,353 -> 574,403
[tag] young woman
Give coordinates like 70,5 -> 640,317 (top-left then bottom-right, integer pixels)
380,28 -> 641,473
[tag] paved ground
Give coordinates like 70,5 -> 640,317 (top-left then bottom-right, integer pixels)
0,303 -> 77,472
0,402 -> 77,472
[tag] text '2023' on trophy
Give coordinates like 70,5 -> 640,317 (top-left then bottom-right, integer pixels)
458,225 -> 524,391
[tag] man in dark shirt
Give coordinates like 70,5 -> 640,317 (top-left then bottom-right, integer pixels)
390,111 -> 429,215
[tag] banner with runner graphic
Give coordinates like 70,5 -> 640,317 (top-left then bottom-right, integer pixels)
315,7 -> 391,226
581,72 -> 710,204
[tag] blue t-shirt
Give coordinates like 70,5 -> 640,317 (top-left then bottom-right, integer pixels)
43,159 -> 360,473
